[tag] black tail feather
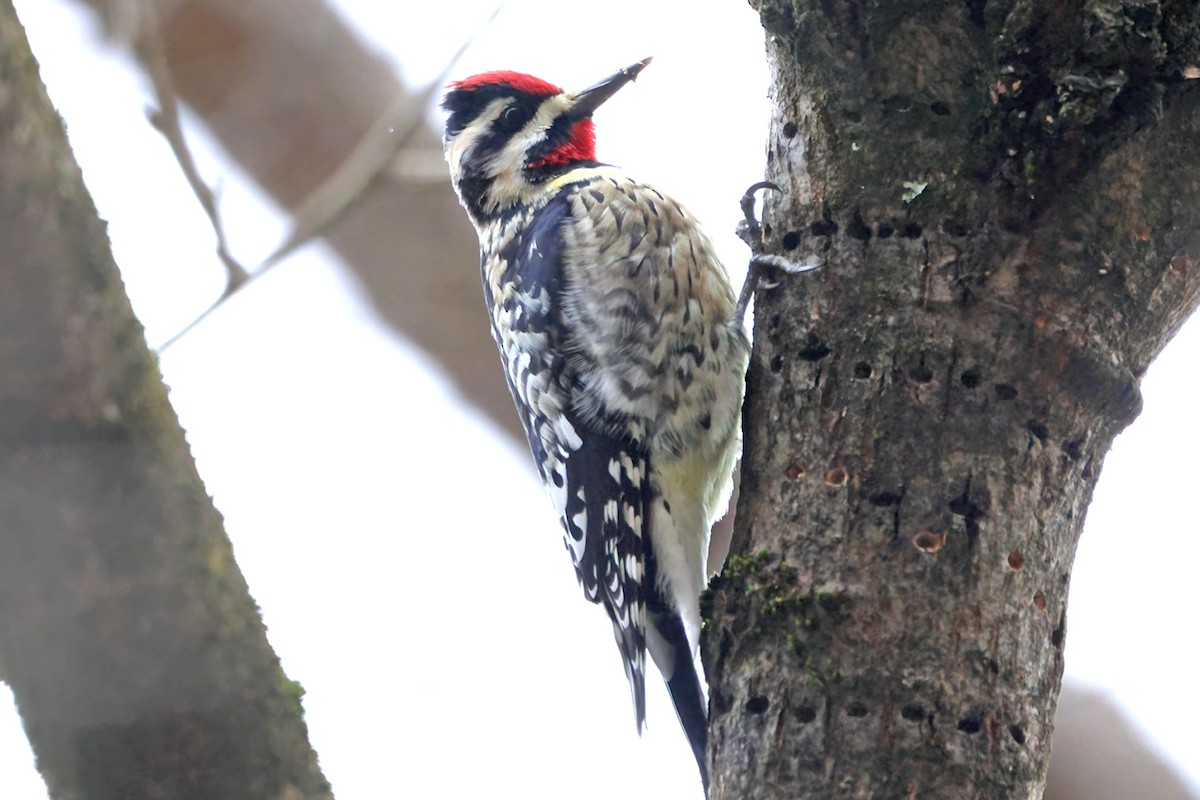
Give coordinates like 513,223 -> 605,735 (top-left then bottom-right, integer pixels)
647,610 -> 709,791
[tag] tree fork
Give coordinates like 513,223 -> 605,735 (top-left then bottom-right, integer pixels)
705,1 -> 1200,798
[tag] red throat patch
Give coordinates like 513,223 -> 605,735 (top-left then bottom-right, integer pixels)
449,71 -> 562,96
528,119 -> 597,169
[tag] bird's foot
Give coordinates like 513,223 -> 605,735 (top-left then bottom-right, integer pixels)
735,182 -> 822,321
735,180 -> 778,252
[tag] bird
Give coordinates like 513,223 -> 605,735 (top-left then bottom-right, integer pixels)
441,58 -> 749,789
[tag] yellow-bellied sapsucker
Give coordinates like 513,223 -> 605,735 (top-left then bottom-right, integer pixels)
442,58 -> 747,788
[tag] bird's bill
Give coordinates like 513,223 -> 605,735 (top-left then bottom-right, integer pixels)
568,57 -> 653,120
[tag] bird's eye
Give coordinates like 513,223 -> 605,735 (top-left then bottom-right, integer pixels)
499,105 -> 523,129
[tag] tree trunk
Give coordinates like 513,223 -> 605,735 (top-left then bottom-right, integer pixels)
0,5 -> 329,798
705,2 -> 1200,798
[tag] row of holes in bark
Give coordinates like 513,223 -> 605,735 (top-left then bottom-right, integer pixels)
779,337 -> 1022,403
780,98 -> 952,142
743,696 -> 1028,745
853,359 -> 1020,399
780,99 -> 954,141
772,116 -> 971,244
831,358 -> 1087,462
773,214 -> 979,248
789,346 -> 1088,462
778,218 -> 925,250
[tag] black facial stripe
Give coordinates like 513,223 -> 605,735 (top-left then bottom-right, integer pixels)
525,114 -> 575,166
472,94 -> 544,159
454,94 -> 544,208
442,85 -> 499,139
442,85 -> 548,141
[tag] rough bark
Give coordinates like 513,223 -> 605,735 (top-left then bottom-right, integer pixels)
0,5 -> 330,798
705,2 -> 1200,799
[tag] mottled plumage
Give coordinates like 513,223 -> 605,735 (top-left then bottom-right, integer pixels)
442,61 -> 747,789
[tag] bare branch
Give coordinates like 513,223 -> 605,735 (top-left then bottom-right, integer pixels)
126,0 -> 250,295
154,5 -> 502,352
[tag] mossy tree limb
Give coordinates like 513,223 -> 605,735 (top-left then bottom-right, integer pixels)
0,5 -> 329,798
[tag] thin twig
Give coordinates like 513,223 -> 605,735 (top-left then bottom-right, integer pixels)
130,0 -> 250,297
258,4 -> 503,271
157,5 -> 504,352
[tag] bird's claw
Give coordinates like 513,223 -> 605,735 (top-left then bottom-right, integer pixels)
734,183 -> 821,321
736,181 -> 781,252
751,253 -> 823,280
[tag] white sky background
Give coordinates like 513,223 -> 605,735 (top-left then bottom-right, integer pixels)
3,1 -> 1199,798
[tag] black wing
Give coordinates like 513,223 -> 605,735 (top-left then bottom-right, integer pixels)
490,183 -> 652,726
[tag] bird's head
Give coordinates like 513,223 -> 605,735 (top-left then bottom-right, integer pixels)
442,58 -> 652,223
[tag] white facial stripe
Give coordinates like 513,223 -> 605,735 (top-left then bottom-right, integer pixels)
481,95 -> 573,213
445,92 -> 580,218
445,97 -> 508,188
489,95 -> 572,176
